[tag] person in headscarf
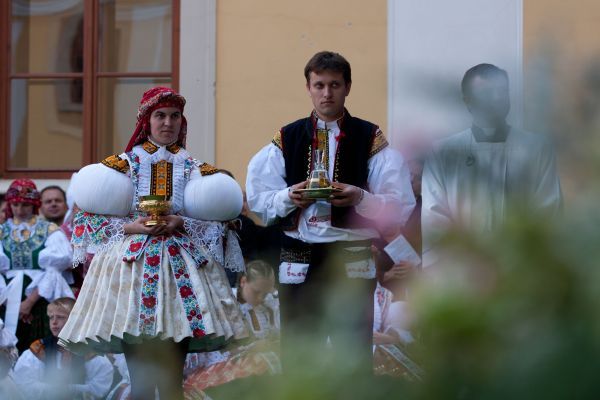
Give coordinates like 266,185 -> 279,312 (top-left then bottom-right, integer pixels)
0,179 -> 74,353
58,86 -> 248,400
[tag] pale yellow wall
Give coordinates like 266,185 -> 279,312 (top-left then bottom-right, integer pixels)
523,0 -> 600,200
214,0 -> 388,187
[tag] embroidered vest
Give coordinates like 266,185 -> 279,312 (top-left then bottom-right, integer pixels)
275,110 -> 386,230
0,218 -> 54,270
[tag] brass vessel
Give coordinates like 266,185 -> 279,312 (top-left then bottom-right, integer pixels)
138,195 -> 171,226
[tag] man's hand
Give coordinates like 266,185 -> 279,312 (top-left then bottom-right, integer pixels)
329,182 -> 363,207
288,181 -> 316,209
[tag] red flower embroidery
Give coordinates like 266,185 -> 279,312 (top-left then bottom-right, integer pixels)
168,245 -> 179,256
142,296 -> 156,308
74,225 -> 85,237
146,255 -> 160,267
129,242 -> 142,252
193,328 -> 204,337
179,286 -> 193,298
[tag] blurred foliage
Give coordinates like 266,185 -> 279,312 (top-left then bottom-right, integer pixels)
409,203 -> 600,400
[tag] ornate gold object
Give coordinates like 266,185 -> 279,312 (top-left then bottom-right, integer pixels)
138,195 -> 171,226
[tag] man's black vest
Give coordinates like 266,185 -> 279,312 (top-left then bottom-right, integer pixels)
277,110 -> 380,231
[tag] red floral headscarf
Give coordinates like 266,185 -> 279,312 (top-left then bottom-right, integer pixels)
4,179 -> 41,219
124,86 -> 187,152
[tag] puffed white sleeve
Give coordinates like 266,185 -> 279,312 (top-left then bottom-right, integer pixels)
69,161 -> 134,265
355,147 -> 416,226
73,162 -> 133,217
25,230 -> 74,301
70,355 -> 114,399
246,143 -> 297,226
182,167 -> 245,272
11,349 -> 47,399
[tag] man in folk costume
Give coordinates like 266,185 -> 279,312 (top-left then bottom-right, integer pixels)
59,87 -> 248,400
421,63 -> 563,270
246,51 -> 415,377
0,179 -> 74,353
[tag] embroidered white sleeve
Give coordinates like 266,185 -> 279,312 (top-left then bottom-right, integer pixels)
72,216 -> 127,267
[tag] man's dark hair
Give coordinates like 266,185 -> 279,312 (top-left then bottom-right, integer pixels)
304,51 -> 352,85
461,63 -> 509,97
40,185 -> 67,202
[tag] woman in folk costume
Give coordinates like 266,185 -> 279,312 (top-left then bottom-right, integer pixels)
0,179 -> 74,353
58,86 -> 248,400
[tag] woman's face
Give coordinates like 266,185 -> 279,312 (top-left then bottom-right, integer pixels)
10,202 -> 34,220
149,107 -> 182,146
240,275 -> 275,307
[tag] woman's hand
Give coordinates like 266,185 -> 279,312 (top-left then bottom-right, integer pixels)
160,215 -> 185,236
124,215 -> 184,236
19,298 -> 35,324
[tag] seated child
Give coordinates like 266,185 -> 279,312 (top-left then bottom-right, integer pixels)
12,297 -> 114,399
184,260 -> 280,395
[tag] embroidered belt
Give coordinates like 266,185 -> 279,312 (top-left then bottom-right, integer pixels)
280,238 -> 373,264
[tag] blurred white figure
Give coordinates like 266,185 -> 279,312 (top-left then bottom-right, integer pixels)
422,63 -> 563,269
0,318 -> 21,400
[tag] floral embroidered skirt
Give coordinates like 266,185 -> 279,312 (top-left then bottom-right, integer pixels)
59,234 -> 248,354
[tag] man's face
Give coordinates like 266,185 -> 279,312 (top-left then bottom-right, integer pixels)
41,188 -> 67,222
306,70 -> 351,121
465,75 -> 510,127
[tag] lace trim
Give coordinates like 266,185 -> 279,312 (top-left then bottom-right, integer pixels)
182,218 -> 245,272
182,217 -> 225,264
224,229 -> 245,273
